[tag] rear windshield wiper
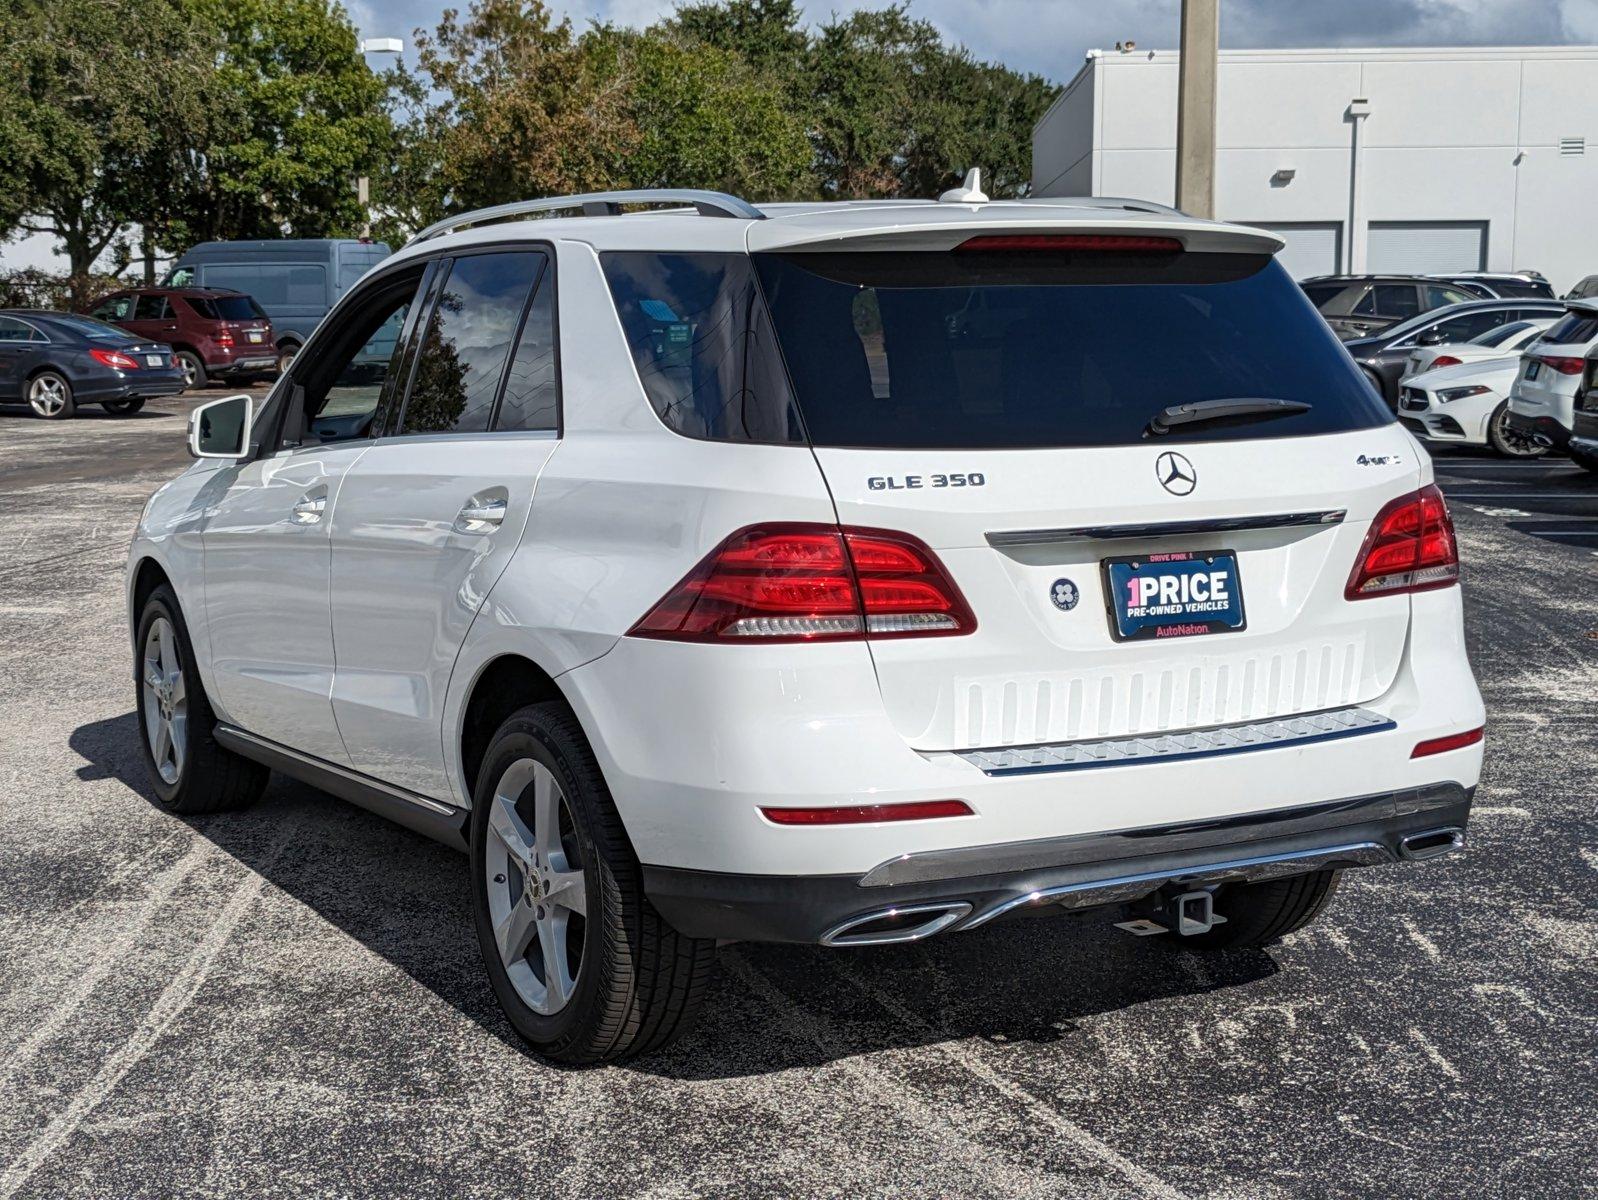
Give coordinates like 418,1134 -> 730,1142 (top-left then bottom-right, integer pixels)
1145,397 -> 1312,437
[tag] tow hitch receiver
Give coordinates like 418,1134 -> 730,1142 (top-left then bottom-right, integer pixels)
1115,890 -> 1228,938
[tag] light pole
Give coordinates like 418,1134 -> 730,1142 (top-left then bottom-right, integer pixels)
1174,0 -> 1219,218
357,37 -> 404,239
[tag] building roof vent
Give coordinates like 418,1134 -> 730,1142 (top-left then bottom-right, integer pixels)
1560,136 -> 1585,157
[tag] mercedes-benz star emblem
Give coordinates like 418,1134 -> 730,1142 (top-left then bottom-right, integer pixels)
1155,451 -> 1197,496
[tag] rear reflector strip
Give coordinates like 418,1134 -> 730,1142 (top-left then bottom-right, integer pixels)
760,800 -> 974,825
956,706 -> 1395,776
1410,727 -> 1484,758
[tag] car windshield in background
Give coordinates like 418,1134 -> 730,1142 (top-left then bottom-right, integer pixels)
36,314 -> 133,341
752,251 -> 1391,449
1472,321 -> 1533,347
1542,311 -> 1598,344
186,294 -> 267,321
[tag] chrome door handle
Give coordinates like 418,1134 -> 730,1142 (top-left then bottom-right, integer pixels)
454,493 -> 507,535
292,493 -> 327,524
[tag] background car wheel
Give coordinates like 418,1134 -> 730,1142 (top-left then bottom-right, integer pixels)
1170,869 -> 1340,951
1487,402 -> 1548,458
176,350 -> 206,391
27,371 -> 74,419
471,701 -> 717,1065
134,584 -> 268,814
102,397 -> 147,416
1571,450 -> 1598,474
276,344 -> 299,374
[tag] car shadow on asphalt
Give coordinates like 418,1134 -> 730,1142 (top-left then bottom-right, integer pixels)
71,711 -> 1279,1079
0,405 -> 175,420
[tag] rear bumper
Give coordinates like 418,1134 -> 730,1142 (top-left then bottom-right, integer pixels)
208,355 -> 278,377
644,783 -> 1472,943
1505,410 -> 1571,449
77,372 -> 188,402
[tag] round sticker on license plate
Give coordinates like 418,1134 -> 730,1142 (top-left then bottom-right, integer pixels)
1101,550 -> 1247,641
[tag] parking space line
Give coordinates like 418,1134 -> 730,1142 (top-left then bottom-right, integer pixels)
0,827 -> 294,1200
825,960 -> 1191,1200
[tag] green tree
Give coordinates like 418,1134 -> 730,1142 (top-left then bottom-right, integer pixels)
586,26 -> 813,198
0,0 -> 227,294
182,0 -> 392,240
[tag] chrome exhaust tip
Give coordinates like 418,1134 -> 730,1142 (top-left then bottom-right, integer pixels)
1531,433 -> 1555,448
820,901 -> 972,947
1399,827 -> 1466,862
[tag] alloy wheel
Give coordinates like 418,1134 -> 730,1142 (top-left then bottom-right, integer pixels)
1491,406 -> 1547,458
179,356 -> 199,388
483,758 -> 587,1015
140,617 -> 188,786
28,375 -> 68,417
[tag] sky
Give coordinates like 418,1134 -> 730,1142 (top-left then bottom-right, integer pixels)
9,0 -> 1598,269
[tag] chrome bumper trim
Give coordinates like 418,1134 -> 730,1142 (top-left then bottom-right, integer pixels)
954,706 -> 1394,777
961,841 -> 1397,929
985,509 -> 1345,547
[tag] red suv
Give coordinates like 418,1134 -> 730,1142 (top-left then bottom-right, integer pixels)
87,287 -> 277,388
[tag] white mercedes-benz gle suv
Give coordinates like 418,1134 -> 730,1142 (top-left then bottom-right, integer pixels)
127,183 -> 1485,1063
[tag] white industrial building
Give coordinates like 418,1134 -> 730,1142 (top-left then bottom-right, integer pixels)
1032,45 -> 1598,291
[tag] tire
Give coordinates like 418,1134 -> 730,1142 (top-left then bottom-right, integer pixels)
470,702 -> 717,1064
1486,402 -> 1548,458
176,350 -> 206,391
1571,449 -> 1598,474
1176,869 -> 1341,951
1362,369 -> 1387,403
276,343 -> 299,374
102,397 -> 147,416
27,370 -> 74,419
134,583 -> 268,814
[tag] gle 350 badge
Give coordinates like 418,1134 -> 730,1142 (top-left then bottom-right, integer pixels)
1101,550 -> 1247,642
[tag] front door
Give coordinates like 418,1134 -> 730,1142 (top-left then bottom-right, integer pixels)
330,248 -> 559,801
200,265 -> 429,762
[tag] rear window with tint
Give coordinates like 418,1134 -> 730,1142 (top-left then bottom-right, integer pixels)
1541,312 -> 1598,345
752,251 -> 1392,449
185,294 -> 267,321
1300,283 -> 1345,308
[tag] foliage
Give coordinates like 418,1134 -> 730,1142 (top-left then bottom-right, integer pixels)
0,265 -> 122,310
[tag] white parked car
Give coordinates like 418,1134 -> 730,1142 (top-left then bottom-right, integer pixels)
1506,300 -> 1598,467
1398,356 -> 1542,456
127,185 -> 1485,1063
1402,317 -> 1552,379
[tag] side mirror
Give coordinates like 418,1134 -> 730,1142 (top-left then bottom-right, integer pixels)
188,394 -> 253,459
1416,329 -> 1447,346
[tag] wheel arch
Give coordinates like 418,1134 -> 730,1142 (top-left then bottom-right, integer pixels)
457,653 -> 577,804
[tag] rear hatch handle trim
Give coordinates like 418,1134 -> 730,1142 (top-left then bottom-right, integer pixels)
986,509 -> 1347,548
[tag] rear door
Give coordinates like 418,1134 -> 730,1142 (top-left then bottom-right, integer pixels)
329,247 -> 560,801
750,240 -> 1420,753
124,293 -> 176,343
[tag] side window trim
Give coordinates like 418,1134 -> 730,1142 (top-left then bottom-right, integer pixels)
386,257 -> 453,438
486,251 -> 553,433
373,257 -> 444,440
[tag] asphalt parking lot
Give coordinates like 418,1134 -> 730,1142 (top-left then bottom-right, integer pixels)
1,391 -> 1594,1199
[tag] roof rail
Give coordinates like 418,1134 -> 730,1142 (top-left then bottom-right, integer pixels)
408,189 -> 765,245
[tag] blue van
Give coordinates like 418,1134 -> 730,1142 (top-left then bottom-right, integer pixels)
164,239 -> 391,370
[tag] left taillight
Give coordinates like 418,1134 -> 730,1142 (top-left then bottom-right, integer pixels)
628,523 -> 976,643
89,348 -> 139,370
1534,355 -> 1585,376
1346,484 -> 1459,600
1430,355 -> 1461,369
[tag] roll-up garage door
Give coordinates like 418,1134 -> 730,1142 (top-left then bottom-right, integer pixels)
1249,223 -> 1343,280
1366,221 -> 1487,274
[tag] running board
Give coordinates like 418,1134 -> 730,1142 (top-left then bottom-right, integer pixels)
213,725 -> 470,851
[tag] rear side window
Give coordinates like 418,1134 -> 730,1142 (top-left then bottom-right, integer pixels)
1370,284 -> 1421,318
601,253 -> 805,443
751,251 -> 1392,449
184,294 -> 267,321
203,264 -> 326,308
133,294 -> 171,320
1300,283 -> 1345,308
399,251 -> 542,435
1542,312 -> 1598,345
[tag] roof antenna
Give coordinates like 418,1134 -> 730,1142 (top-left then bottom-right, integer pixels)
938,168 -> 989,204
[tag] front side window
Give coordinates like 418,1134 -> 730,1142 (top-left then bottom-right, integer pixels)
294,271 -> 424,444
93,295 -> 134,321
1424,310 -> 1507,344
752,250 -> 1390,449
399,251 -> 543,436
601,252 -> 805,443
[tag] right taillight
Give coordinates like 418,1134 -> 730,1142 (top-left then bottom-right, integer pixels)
1430,355 -> 1461,369
628,522 -> 976,643
1346,484 -> 1459,600
1535,354 -> 1585,375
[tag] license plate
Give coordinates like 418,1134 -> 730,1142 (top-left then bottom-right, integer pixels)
145,354 -> 163,367
247,332 -> 263,343
1102,550 -> 1246,642
1526,360 -> 1541,381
